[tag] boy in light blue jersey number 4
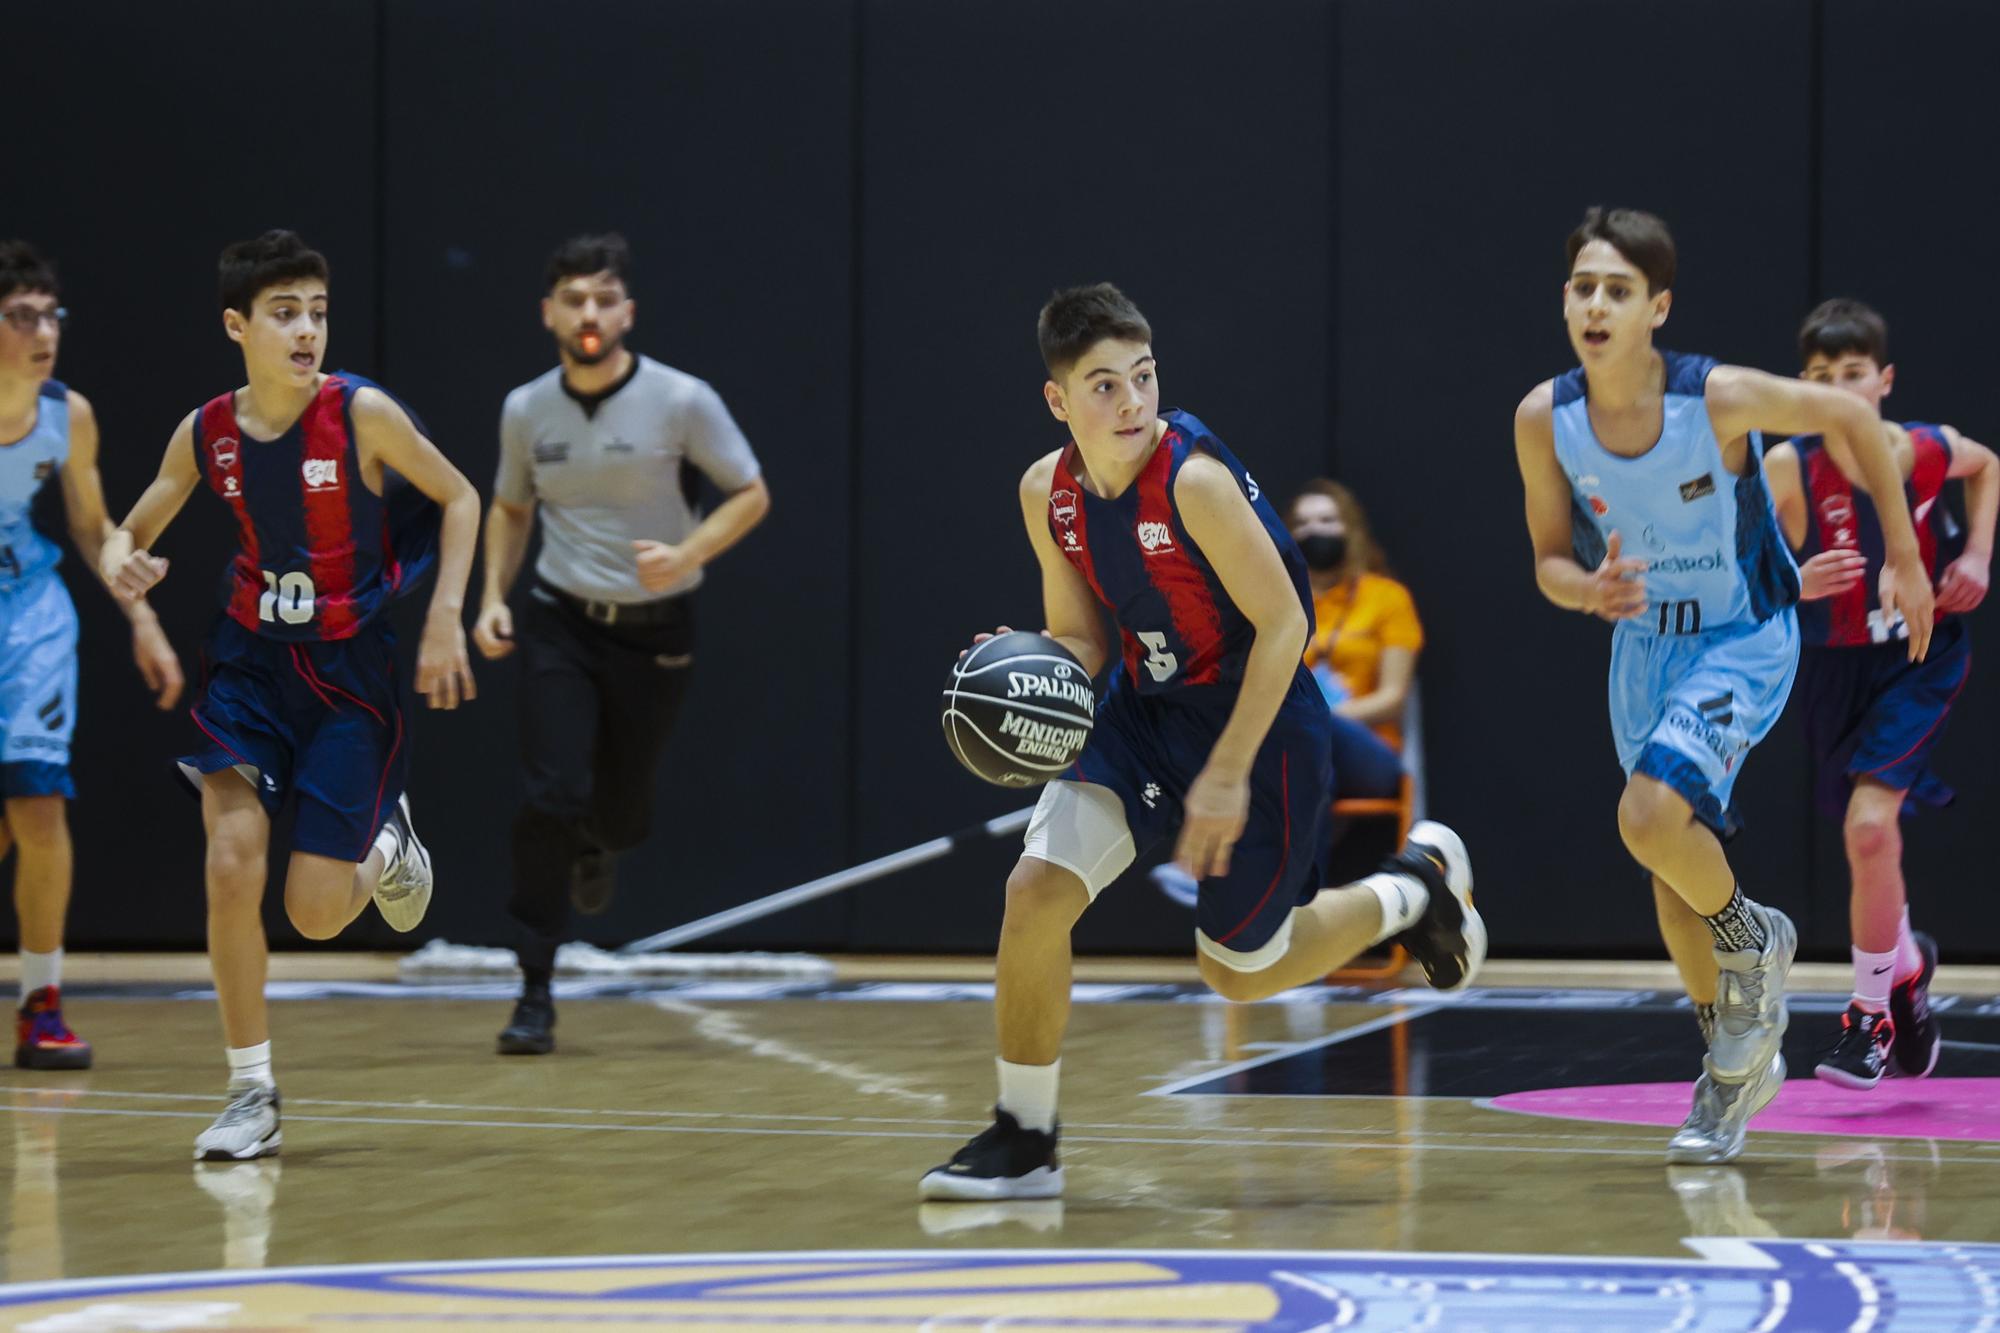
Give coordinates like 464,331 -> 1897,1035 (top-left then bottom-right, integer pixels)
1514,209 -> 1936,1165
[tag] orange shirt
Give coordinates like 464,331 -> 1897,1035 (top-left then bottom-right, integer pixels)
1302,573 -> 1424,750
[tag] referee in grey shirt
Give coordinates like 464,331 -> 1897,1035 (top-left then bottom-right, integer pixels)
475,234 -> 769,1055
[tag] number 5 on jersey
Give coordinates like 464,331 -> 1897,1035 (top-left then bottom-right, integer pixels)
1137,630 -> 1179,683
260,570 -> 317,625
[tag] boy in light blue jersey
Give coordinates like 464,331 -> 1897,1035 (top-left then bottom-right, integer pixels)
0,242 -> 184,1070
1513,209 -> 1935,1165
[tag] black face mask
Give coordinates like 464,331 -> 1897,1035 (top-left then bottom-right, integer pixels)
1297,533 -> 1349,571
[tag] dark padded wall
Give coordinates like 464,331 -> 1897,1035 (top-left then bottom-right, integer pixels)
5,1 -> 1996,960
843,0 -> 1334,952
1815,0 -> 2000,957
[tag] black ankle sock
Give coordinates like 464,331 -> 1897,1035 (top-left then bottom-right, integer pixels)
1702,886 -> 1767,953
521,966 -> 553,993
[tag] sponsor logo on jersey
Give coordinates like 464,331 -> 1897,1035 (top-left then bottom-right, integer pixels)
1244,472 -> 1261,501
1679,473 -> 1716,503
1648,548 -> 1729,574
1137,520 -> 1175,554
533,440 -> 571,465
1005,670 -> 1094,712
302,458 -> 340,492
1142,781 -> 1161,809
1050,488 -> 1082,550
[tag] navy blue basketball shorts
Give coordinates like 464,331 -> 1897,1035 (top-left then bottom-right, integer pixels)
1023,667 -> 1335,972
178,616 -> 410,863
1799,616 -> 1972,819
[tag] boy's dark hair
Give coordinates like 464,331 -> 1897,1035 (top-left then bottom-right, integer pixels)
1799,298 -> 1888,367
1566,207 -> 1677,296
218,230 -> 330,315
0,240 -> 60,306
1037,282 -> 1153,379
545,233 -> 632,292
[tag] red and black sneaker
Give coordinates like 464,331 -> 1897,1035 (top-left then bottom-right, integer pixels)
1814,1003 -> 1894,1091
1889,931 -> 1942,1079
15,986 -> 93,1071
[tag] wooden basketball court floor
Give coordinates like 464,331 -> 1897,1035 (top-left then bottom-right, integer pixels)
5,955 -> 2000,1330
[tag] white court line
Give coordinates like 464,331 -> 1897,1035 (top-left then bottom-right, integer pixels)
11,1102 -> 1990,1165
1142,1000 -> 1448,1097
10,1083 -> 1690,1145
19,1084 -> 2000,1154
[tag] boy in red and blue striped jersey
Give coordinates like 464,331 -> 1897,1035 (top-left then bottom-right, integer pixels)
1765,298 -> 1997,1092
102,231 -> 481,1161
921,284 -> 1485,1201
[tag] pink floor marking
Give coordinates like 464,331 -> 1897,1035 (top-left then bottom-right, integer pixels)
1488,1077 -> 2000,1143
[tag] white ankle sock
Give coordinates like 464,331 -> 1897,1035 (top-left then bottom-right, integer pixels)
227,1041 -> 275,1089
1894,910 -> 1924,981
19,948 -> 61,999
1362,872 -> 1428,945
997,1057 -> 1060,1133
1852,946 -> 1895,1012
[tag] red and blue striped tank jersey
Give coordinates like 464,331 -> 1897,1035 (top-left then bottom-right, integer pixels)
1793,422 -> 1961,648
190,373 -> 415,642
1047,409 -> 1312,696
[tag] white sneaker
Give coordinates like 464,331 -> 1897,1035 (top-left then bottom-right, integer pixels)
373,794 -> 433,932
194,1082 -> 281,1161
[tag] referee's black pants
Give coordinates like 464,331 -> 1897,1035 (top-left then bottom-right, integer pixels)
508,585 -> 694,980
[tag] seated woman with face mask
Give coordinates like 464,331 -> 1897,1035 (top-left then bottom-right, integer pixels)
1154,479 -> 1421,906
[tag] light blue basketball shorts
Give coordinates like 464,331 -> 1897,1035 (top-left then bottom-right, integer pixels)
1608,609 -> 1799,837
0,571 -> 79,800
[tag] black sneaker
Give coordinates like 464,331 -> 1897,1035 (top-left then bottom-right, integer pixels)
569,847 -> 618,916
497,987 -> 556,1055
1815,1004 -> 1895,1090
919,1108 -> 1062,1201
1889,932 -> 1941,1079
1384,820 -> 1485,992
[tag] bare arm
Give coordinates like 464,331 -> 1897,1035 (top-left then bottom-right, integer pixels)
1707,365 -> 1933,658
101,410 -> 202,600
1514,383 -> 1649,619
1017,452 -> 1112,676
352,387 -> 480,707
58,393 -> 185,707
1937,425 -> 1998,613
1172,453 -> 1308,878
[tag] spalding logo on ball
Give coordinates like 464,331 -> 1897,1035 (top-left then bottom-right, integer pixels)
941,631 -> 1095,787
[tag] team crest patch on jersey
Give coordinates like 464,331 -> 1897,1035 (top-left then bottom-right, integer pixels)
1680,473 -> 1716,502
1137,520 -> 1176,554
1050,489 -> 1081,550
302,458 -> 341,492
1820,494 -> 1856,546
1587,494 -> 1609,517
210,437 -> 239,470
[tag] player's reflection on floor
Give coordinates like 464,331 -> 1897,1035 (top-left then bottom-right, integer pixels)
919,1199 -> 1065,1237
1816,1138 -> 1939,1241
1666,1137 -> 1941,1240
11,1089 -> 75,1284
193,1159 -> 283,1268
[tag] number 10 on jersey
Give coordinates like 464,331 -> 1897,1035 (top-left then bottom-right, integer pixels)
260,570 -> 317,625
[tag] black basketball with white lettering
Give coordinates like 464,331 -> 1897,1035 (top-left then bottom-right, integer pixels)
941,632 -> 1095,787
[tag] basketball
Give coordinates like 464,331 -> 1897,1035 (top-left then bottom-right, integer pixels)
940,631 -> 1095,787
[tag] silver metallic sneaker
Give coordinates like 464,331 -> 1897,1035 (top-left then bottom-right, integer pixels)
194,1082 -> 282,1161
372,794 -> 433,933
1707,904 -> 1795,1081
1665,1052 -> 1785,1165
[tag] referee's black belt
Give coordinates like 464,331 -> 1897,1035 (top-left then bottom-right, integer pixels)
534,582 -> 683,627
